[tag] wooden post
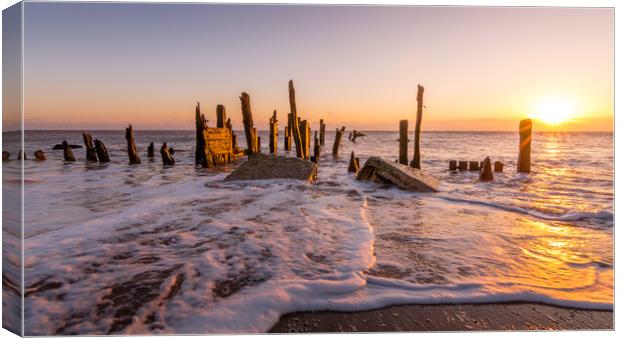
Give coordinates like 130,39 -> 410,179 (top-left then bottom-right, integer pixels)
517,119 -> 532,173
34,150 -> 46,161
494,161 -> 504,172
82,132 -> 98,162
313,130 -> 320,163
160,142 -> 175,166
2,151 -> 9,161
288,80 -> 304,158
410,84 -> 424,169
332,126 -> 346,155
147,142 -> 155,158
319,119 -> 325,146
125,124 -> 141,164
284,126 -> 291,151
348,151 -> 359,173
269,110 -> 278,154
216,104 -> 227,128
62,141 -> 76,161
458,161 -> 468,171
399,120 -> 408,165
479,157 -> 494,181
256,133 -> 261,153
17,149 -> 25,160
468,161 -> 480,171
449,160 -> 457,171
300,120 -> 310,159
240,92 -> 259,155
94,139 -> 110,162
195,102 -> 210,166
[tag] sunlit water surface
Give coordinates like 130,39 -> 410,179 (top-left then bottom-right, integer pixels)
3,130 -> 613,334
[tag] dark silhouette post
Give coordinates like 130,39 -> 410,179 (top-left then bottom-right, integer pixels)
517,118 -> 532,173
288,80 -> 304,158
240,92 -> 259,155
82,132 -> 98,162
411,84 -> 424,169
125,124 -> 141,164
399,120 -> 408,165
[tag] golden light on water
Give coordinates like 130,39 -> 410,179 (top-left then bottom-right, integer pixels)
529,97 -> 578,126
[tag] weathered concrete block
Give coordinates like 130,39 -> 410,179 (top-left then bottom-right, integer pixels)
357,157 -> 438,192
225,153 -> 318,182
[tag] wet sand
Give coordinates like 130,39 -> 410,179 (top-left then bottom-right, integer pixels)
270,303 -> 613,332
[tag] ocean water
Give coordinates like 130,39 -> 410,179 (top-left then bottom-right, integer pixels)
2,130 -> 613,334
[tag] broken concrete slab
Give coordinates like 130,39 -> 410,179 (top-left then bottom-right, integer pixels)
225,153 -> 318,182
357,156 -> 438,192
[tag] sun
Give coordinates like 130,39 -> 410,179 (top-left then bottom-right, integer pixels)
529,97 -> 577,125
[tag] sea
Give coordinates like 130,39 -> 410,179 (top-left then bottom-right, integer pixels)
2,130 -> 614,335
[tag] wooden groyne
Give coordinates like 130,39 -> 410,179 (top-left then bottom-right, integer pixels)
410,84 -> 424,169
517,118 -> 532,173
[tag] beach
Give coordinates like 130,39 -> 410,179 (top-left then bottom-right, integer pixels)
271,303 -> 613,332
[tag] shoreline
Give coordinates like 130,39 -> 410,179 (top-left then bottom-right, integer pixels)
269,302 -> 613,332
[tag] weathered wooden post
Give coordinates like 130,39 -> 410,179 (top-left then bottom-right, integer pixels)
479,157 -> 494,181
399,120 -> 408,165
62,141 -> 76,161
216,104 -> 227,128
494,161 -> 504,172
332,126 -> 346,155
348,151 -> 359,173
34,150 -> 46,161
288,80 -> 305,158
284,126 -> 291,151
240,92 -> 259,155
312,130 -> 320,163
458,161 -> 468,171
160,142 -> 175,166
449,160 -> 457,171
125,125 -> 141,164
468,161 -> 480,171
269,110 -> 278,154
256,133 -> 261,153
319,119 -> 326,146
410,84 -> 424,169
2,151 -> 9,161
94,139 -> 110,162
82,132 -> 98,162
147,142 -> 155,158
195,102 -> 210,166
300,120 -> 310,159
517,118 -> 532,173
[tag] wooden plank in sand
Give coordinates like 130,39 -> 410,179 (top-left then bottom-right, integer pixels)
125,124 -> 141,164
410,84 -> 424,169
517,118 -> 532,173
288,80 -> 305,158
399,120 -> 408,165
269,110 -> 278,154
82,132 -> 98,162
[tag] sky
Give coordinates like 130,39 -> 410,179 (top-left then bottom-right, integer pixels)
13,3 -> 614,131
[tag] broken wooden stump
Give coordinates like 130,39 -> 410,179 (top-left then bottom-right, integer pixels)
62,141 -> 76,161
399,120 -> 408,165
351,130 -> 365,142
357,157 -> 438,192
300,120 -> 310,159
240,93 -> 259,155
160,143 -> 175,166
348,151 -> 360,173
517,118 -> 532,173
34,150 -> 46,161
2,151 -> 10,161
125,124 -> 141,165
479,157 -> 493,182
216,104 -> 227,128
195,102 -> 210,166
169,147 -> 175,155
53,144 -> 82,150
147,142 -> 155,158
94,139 -> 110,162
269,110 -> 278,154
82,132 -> 98,162
332,126 -> 346,155
449,160 -> 457,171
319,119 -> 326,146
225,153 -> 318,182
312,131 -> 320,163
468,161 -> 480,171
494,161 -> 504,172
288,80 -> 305,158
410,84 -> 424,169
458,161 -> 468,171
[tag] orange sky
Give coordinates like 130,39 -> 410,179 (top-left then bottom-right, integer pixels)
12,4 -> 614,131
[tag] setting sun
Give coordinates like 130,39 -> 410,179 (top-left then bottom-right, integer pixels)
529,97 -> 578,125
